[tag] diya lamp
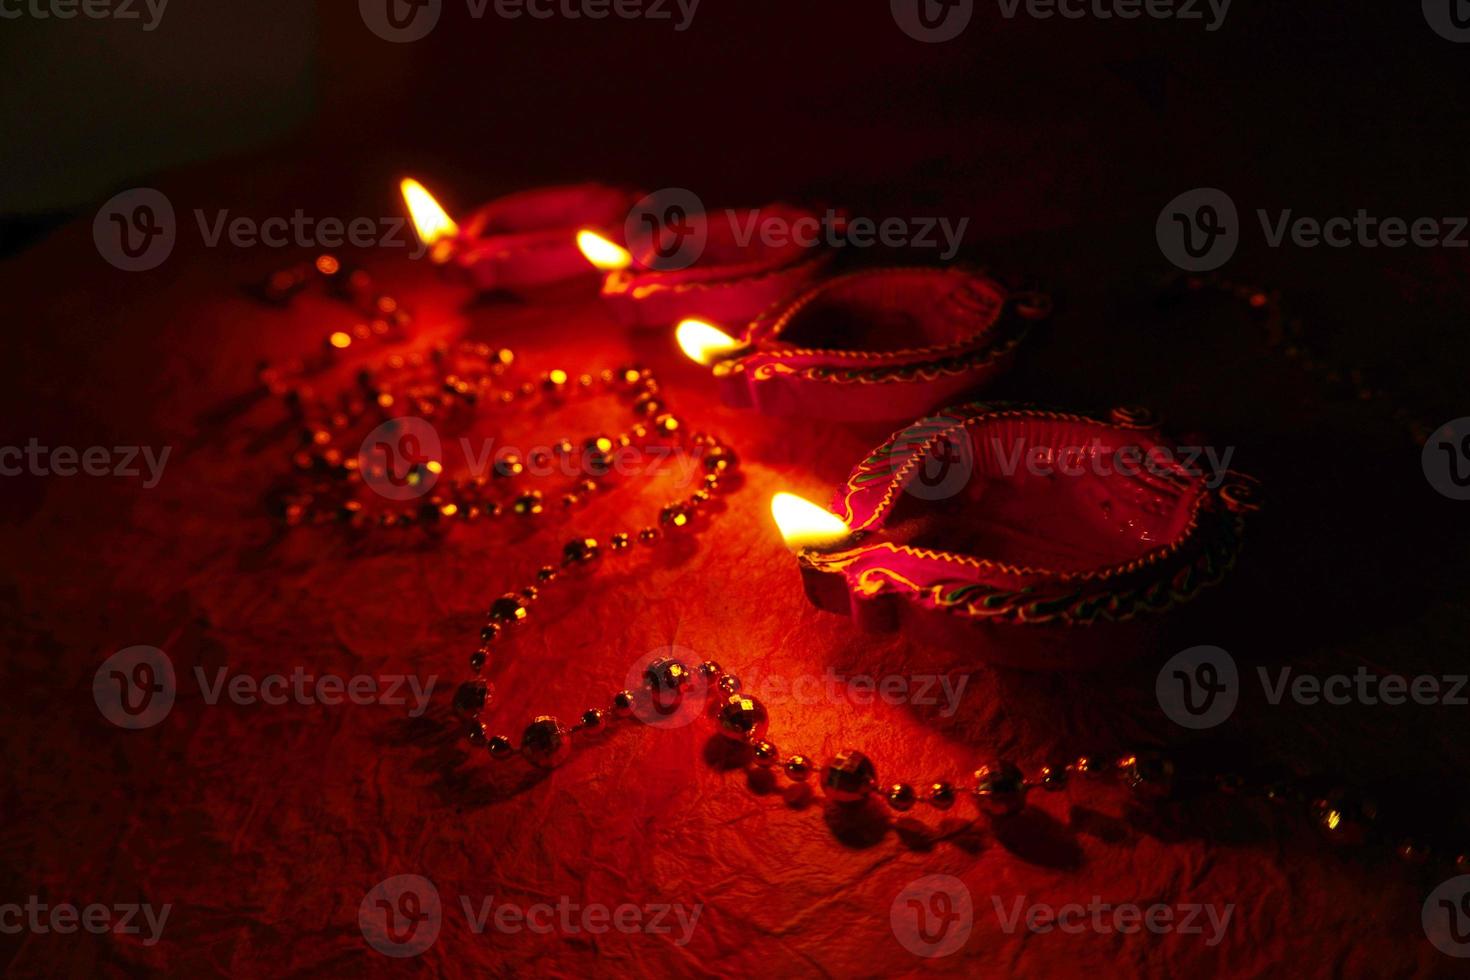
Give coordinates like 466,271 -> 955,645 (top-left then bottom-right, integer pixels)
771,403 -> 1262,670
676,267 -> 1048,422
574,202 -> 833,327
400,178 -> 637,292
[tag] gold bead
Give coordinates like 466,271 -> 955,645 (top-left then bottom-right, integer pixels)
513,491 -> 544,515
716,675 -> 741,694
489,594 -> 529,625
713,692 -> 768,741
752,740 -> 779,767
610,532 -> 631,552
536,565 -> 558,583
821,750 -> 878,804
638,527 -> 660,545
562,537 -> 600,565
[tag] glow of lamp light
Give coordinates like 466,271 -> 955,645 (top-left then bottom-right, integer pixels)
675,319 -> 744,366
771,492 -> 851,551
400,178 -> 460,250
576,229 -> 633,271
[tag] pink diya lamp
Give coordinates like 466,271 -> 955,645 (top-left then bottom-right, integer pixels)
400,178 -> 636,292
675,267 -> 1048,422
771,402 -> 1262,670
574,203 -> 834,327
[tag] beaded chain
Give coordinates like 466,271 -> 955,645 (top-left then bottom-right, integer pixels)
257,255 -> 1470,877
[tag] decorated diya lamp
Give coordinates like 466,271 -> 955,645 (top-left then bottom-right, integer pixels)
401,178 -> 637,292
771,403 -> 1261,670
575,203 -> 833,327
676,267 -> 1047,422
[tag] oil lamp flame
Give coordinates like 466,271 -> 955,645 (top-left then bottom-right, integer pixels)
771,492 -> 851,551
400,178 -> 459,246
676,319 -> 743,366
576,229 -> 633,271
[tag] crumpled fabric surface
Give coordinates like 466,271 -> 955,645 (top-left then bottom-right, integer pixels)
3,173 -> 1467,979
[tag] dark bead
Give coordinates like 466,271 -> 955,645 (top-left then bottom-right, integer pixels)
612,690 -> 636,715
489,595 -> 529,625
717,675 -> 741,694
973,761 -> 1028,816
643,658 -> 691,694
886,783 -> 917,812
784,755 -> 813,781
487,735 -> 514,759
469,649 -> 487,672
697,660 -> 723,678
1120,752 -> 1175,799
512,491 -> 543,515
928,781 -> 956,809
1311,792 -> 1377,846
1039,765 -> 1068,791
536,565 -> 558,583
822,750 -> 878,804
1069,755 -> 1107,779
480,623 -> 501,643
609,532 -> 631,552
659,504 -> 692,530
464,719 -> 488,746
521,716 -> 570,768
752,740 -> 779,767
562,537 -> 601,565
453,680 -> 490,718
580,708 -> 605,732
703,445 -> 738,474
638,527 -> 660,545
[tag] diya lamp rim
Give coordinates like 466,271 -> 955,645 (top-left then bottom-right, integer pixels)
811,399 -> 1258,590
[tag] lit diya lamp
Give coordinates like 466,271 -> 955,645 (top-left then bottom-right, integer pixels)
771,403 -> 1261,669
575,201 -> 833,327
401,178 -> 637,292
676,267 -> 1047,422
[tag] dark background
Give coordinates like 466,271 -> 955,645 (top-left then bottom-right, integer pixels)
3,1 -> 1470,976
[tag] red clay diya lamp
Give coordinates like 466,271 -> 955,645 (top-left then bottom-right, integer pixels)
574,204 -> 833,327
676,267 -> 1046,422
401,178 -> 636,292
771,403 -> 1261,670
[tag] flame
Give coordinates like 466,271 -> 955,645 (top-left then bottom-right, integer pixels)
771,492 -> 851,551
400,178 -> 459,247
576,229 -> 633,271
676,319 -> 743,366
